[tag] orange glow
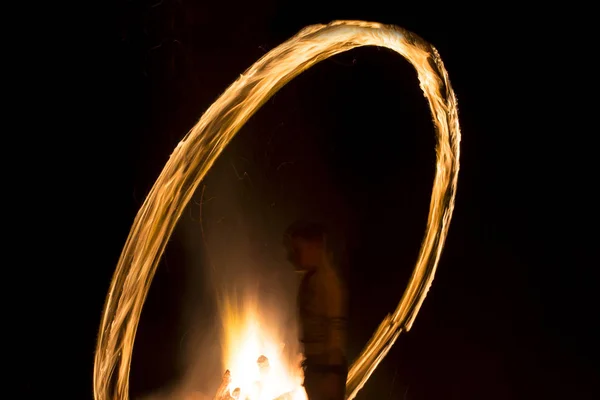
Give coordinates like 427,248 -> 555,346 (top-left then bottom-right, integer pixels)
217,297 -> 306,399
94,20 -> 461,400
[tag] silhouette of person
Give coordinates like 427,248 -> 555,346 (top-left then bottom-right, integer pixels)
283,221 -> 348,400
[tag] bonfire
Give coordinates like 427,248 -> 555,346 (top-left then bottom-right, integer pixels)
213,355 -> 305,400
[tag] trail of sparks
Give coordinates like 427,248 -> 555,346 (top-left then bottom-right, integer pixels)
94,20 -> 461,400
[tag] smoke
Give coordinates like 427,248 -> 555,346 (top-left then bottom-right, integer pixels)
136,136 -> 302,399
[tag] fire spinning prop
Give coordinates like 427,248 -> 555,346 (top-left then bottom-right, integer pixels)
94,20 -> 461,400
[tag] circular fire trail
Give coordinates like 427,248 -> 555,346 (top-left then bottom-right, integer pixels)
94,20 -> 461,400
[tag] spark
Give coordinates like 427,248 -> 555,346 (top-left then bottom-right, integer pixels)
230,160 -> 252,183
94,20 -> 460,400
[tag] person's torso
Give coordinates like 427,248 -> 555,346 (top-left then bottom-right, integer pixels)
297,266 -> 347,358
298,271 -> 326,345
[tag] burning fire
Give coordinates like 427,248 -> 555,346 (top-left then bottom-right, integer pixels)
214,299 -> 307,400
94,20 -> 461,400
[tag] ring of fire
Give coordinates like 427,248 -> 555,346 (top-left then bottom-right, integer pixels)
94,20 -> 461,400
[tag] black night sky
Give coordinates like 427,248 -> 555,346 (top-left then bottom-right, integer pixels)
30,2 -> 597,399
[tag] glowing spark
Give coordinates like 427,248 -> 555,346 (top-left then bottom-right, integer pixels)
94,20 -> 461,400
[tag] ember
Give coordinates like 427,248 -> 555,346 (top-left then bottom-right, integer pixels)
214,355 -> 305,400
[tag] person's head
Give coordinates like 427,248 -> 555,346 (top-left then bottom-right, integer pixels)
283,220 -> 327,272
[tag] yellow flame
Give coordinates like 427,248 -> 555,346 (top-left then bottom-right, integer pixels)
94,20 -> 461,400
218,294 -> 306,400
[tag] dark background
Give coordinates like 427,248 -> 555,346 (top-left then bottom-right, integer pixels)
24,2 -> 597,399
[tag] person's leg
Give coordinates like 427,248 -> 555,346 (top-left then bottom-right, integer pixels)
302,368 -> 320,400
303,369 -> 347,400
326,371 -> 347,400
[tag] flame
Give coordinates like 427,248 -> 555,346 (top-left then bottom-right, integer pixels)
218,297 -> 306,400
94,20 -> 461,400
